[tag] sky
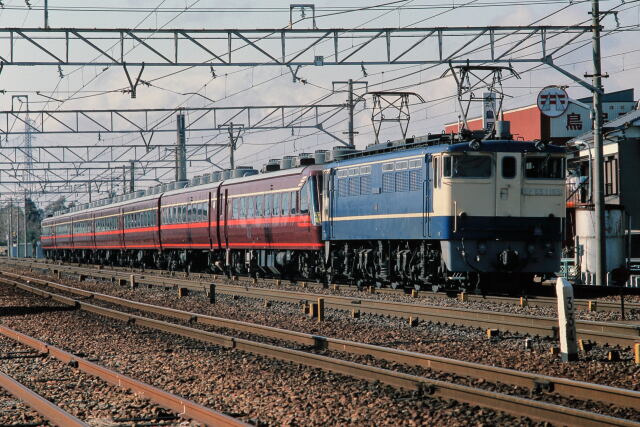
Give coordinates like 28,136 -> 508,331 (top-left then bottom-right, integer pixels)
0,0 -> 639,207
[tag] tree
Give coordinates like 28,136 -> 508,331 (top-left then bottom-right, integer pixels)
43,197 -> 67,218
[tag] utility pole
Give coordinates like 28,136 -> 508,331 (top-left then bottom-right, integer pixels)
44,0 -> 49,29
218,123 -> 244,170
7,201 -> 12,259
122,165 -> 127,194
332,80 -> 368,148
591,0 -> 607,286
129,160 -> 135,193
176,113 -> 187,182
14,199 -> 20,258
23,191 -> 27,258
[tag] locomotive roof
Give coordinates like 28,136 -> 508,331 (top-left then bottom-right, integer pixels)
328,140 -> 564,169
44,165 -> 318,223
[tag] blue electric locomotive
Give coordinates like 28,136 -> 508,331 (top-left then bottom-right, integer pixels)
321,135 -> 565,290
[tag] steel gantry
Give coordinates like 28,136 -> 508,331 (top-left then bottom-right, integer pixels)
0,26 -> 592,67
0,103 -> 347,163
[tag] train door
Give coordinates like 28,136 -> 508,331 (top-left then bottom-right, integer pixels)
322,169 -> 335,239
223,189 -> 229,248
207,191 -> 213,249
424,155 -> 432,238
119,208 -> 125,248
157,195 -> 163,251
495,152 -> 522,217
187,196 -> 194,246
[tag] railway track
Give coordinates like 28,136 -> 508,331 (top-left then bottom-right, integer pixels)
0,370 -> 85,427
1,270 -> 639,426
5,259 -> 640,347
14,257 -> 640,313
0,323 -> 242,426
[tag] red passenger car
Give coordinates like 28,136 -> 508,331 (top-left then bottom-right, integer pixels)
42,165 -> 324,279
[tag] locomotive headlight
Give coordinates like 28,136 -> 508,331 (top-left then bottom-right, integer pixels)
533,226 -> 543,237
477,242 -> 487,255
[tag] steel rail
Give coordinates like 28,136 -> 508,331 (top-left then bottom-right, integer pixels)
2,270 -> 639,410
13,258 -> 640,312
0,370 -> 87,427
6,260 -> 640,346
0,279 -> 637,427
0,324 -> 244,427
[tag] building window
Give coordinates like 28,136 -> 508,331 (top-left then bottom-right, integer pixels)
604,156 -> 619,196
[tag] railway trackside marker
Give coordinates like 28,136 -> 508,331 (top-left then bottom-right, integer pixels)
207,283 -> 216,304
556,277 -> 578,362
588,300 -> 597,312
486,329 -> 499,339
309,303 -> 319,319
411,289 -> 418,298
634,343 -> 640,364
317,298 -> 325,322
130,274 -> 137,289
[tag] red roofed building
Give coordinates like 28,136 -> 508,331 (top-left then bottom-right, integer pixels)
444,89 -> 635,144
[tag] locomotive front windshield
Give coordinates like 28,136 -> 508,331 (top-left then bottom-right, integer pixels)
443,155 -> 492,178
524,155 -> 565,179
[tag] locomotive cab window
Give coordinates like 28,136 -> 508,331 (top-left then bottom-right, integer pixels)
502,156 -> 517,179
524,155 -> 564,179
443,155 -> 492,178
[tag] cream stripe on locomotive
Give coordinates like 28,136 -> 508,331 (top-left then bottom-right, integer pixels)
330,212 -> 424,221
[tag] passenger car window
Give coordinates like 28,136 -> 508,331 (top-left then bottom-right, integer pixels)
300,183 -> 309,214
232,199 -> 239,219
265,195 -> 272,217
502,156 -> 517,179
290,192 -> 297,214
273,193 -> 281,216
282,192 -> 290,216
256,195 -> 264,217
